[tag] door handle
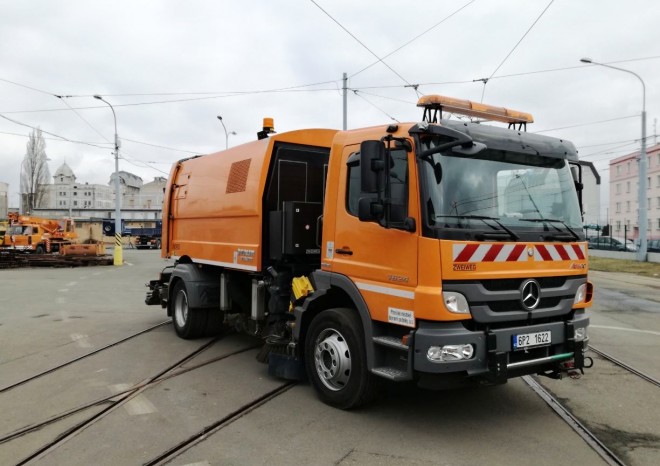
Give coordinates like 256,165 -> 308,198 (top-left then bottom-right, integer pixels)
336,248 -> 353,256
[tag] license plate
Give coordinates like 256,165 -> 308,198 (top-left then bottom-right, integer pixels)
512,331 -> 551,350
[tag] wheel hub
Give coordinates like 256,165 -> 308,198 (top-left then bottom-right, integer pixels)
174,290 -> 188,328
314,329 -> 351,391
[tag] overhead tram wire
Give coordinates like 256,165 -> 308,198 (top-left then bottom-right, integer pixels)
347,55 -> 660,92
3,54 -> 659,115
0,77 -> 55,96
0,112 -> 172,176
348,0 -> 477,80
348,89 -> 416,106
0,113 -> 108,150
532,115 -> 638,134
0,87 -> 341,115
309,0 -> 414,91
479,0 -> 555,102
55,95 -> 112,144
352,90 -> 400,122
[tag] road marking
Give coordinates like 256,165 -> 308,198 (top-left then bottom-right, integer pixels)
180,462 -> 211,466
66,281 -> 78,287
58,289 -> 69,293
70,333 -> 92,348
590,325 -> 660,337
125,262 -> 134,266
92,272 -> 102,276
109,383 -> 158,415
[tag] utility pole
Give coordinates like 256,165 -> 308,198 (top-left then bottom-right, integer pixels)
93,95 -> 122,266
342,73 -> 347,130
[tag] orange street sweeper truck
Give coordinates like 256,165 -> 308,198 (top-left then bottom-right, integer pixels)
146,96 -> 593,409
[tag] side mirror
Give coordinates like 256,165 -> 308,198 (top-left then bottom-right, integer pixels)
360,140 -> 386,194
358,197 -> 384,222
570,164 -> 583,190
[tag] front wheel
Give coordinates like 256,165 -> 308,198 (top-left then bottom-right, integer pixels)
304,308 -> 376,409
35,245 -> 45,254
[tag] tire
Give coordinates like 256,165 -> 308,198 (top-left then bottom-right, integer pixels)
155,239 -> 161,250
304,308 -> 376,409
171,280 -> 209,339
35,245 -> 45,254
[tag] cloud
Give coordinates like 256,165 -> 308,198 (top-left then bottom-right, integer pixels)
1,0 -> 659,221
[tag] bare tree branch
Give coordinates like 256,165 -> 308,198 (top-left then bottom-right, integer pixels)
20,128 -> 50,213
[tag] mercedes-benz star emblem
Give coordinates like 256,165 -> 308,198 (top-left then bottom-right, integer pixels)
520,279 -> 541,310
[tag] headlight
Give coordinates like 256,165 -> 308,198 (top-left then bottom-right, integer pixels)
443,291 -> 470,314
427,344 -> 475,362
574,284 -> 587,305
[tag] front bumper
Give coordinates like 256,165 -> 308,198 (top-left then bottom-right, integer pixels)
412,312 -> 589,383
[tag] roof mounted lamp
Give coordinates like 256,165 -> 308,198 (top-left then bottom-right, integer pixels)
417,94 -> 534,131
257,117 -> 276,140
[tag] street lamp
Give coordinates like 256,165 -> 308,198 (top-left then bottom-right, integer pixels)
216,115 -> 236,150
93,95 -> 123,266
580,58 -> 648,261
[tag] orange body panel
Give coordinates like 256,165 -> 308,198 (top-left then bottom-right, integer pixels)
162,129 -> 338,271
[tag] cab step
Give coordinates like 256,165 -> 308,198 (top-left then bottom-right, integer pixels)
372,335 -> 409,351
372,366 -> 411,381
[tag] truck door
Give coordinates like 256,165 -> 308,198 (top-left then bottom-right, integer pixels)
329,143 -> 419,327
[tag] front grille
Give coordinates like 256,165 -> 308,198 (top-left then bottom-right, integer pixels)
480,276 -> 567,292
488,297 -> 561,313
442,276 -> 586,325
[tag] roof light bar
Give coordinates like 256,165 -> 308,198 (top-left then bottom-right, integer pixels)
417,94 -> 534,128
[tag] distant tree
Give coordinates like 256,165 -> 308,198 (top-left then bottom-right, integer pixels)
20,128 -> 50,213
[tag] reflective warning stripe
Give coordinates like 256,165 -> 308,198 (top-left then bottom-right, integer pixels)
534,244 -> 586,261
453,243 -> 586,263
452,243 -> 526,263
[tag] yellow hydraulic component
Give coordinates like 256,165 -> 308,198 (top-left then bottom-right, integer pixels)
289,276 -> 314,311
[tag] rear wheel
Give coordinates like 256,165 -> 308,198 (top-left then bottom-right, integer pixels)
305,308 -> 376,409
35,245 -> 45,254
171,280 -> 208,339
155,239 -> 161,249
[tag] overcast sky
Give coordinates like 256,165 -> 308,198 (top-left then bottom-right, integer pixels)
2,0 -> 659,221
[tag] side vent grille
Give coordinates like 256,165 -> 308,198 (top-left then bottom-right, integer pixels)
226,159 -> 251,194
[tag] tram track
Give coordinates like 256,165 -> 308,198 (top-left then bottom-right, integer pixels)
588,344 -> 660,388
523,375 -> 626,466
0,320 -> 172,394
13,337 -> 262,465
525,343 -> 660,466
144,381 -> 297,466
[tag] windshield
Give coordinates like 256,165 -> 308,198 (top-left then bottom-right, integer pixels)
420,146 -> 583,236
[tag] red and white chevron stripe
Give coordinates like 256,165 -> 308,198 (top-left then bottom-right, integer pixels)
452,243 -> 585,263
533,244 -> 585,261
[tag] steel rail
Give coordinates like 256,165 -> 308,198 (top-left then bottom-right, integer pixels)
0,341 -> 261,446
522,375 -> 626,466
0,320 -> 171,394
15,337 -> 227,465
588,345 -> 660,388
144,381 -> 297,466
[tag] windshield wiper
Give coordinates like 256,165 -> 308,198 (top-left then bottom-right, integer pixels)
518,218 -> 580,241
435,215 -> 519,241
